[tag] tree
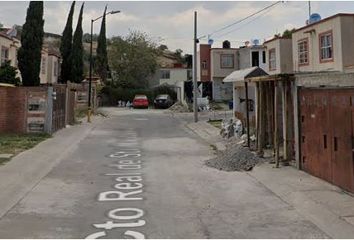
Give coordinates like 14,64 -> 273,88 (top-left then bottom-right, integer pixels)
59,1 -> 75,83
71,3 -> 84,83
0,61 -> 20,85
83,33 -> 98,43
282,28 -> 296,38
17,1 -> 44,86
96,6 -> 108,82
108,30 -> 159,89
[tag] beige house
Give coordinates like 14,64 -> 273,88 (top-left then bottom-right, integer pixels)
292,13 -> 354,73
0,32 -> 20,69
40,48 -> 60,85
263,37 -> 293,74
158,67 -> 192,104
210,48 -> 238,101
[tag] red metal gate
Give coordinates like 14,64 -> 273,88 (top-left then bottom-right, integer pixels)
299,88 -> 354,193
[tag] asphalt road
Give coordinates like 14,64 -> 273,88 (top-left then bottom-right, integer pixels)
0,108 -> 328,238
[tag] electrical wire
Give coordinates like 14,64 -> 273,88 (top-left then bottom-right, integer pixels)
203,1 -> 282,38
213,4 -> 279,39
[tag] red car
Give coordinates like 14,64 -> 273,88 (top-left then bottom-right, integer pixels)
133,95 -> 149,109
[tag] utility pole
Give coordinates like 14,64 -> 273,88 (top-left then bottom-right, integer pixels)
193,11 -> 198,123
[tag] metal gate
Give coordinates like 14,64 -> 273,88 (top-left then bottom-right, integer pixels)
300,88 -> 354,193
52,85 -> 66,132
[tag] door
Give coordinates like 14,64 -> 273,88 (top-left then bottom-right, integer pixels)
299,88 -> 354,193
329,90 -> 354,192
251,51 -> 259,67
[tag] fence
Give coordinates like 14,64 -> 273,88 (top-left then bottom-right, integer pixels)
0,82 -> 97,134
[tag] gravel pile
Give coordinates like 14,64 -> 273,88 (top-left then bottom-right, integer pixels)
168,102 -> 190,112
205,142 -> 265,171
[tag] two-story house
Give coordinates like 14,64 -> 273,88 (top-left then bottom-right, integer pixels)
222,42 -> 268,130
291,13 -> 354,193
197,41 -> 237,101
0,30 -> 21,78
0,27 -> 60,85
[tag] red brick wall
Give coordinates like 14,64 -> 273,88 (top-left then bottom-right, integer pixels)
199,44 -> 211,82
0,87 -> 47,134
0,87 -> 27,133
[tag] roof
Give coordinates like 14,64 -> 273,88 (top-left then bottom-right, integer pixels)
293,13 -> 354,34
263,36 -> 291,45
223,67 -> 268,83
0,31 -> 12,41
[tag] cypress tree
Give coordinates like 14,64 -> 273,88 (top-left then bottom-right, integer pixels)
96,6 -> 108,82
17,1 -> 44,86
71,3 -> 84,83
59,1 -> 75,83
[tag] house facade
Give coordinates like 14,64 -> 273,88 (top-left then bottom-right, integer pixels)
0,31 -> 20,71
158,66 -> 192,104
197,43 -> 239,101
1,27 -> 60,85
292,13 -> 354,73
292,13 -> 354,193
263,37 -> 293,74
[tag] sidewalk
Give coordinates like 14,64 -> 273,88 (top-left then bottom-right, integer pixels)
0,115 -> 104,219
186,118 -> 354,238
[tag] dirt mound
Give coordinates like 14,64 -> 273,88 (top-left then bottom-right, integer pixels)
205,142 -> 265,171
168,102 -> 190,113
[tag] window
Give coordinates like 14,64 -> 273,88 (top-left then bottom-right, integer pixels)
1,47 -> 9,65
54,61 -> 58,77
262,51 -> 266,64
202,60 -> 207,69
269,48 -> 276,71
220,54 -> 234,68
319,31 -> 333,62
187,69 -> 192,80
41,57 -> 46,74
160,70 -> 170,79
298,38 -> 309,65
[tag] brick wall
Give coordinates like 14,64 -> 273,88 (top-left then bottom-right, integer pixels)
0,87 -> 27,133
0,87 -> 47,134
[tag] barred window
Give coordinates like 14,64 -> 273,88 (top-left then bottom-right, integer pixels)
298,39 -> 308,65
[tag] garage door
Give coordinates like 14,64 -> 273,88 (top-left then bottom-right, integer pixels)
300,88 -> 354,193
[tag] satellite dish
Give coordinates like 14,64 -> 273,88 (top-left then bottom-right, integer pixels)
309,13 -> 321,24
208,38 -> 214,45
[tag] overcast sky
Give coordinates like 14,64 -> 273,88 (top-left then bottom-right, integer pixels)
1,1 -> 353,54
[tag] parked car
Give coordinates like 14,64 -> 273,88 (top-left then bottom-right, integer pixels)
154,94 -> 173,109
133,95 -> 149,109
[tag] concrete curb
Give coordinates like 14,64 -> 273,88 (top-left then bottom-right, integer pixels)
184,121 -> 227,151
0,116 -> 104,219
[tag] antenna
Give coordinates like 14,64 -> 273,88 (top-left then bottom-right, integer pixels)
308,1 -> 311,20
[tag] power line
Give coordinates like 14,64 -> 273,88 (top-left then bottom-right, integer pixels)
205,1 -> 282,38
213,4 -> 278,39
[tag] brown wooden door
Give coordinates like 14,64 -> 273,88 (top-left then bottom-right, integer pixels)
329,90 -> 354,192
300,89 -> 332,181
299,88 -> 354,193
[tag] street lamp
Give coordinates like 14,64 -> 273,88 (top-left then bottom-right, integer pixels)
87,9 -> 121,123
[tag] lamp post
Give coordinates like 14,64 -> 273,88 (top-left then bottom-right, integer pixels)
87,10 -> 121,123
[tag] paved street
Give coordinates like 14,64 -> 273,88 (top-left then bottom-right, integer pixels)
0,108 -> 331,238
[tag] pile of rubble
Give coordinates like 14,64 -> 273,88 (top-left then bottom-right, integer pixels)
205,140 -> 266,172
168,102 -> 191,113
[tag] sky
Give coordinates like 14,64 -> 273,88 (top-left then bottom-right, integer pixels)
1,1 -> 354,54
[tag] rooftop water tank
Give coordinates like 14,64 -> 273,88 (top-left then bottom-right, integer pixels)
308,13 -> 321,24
